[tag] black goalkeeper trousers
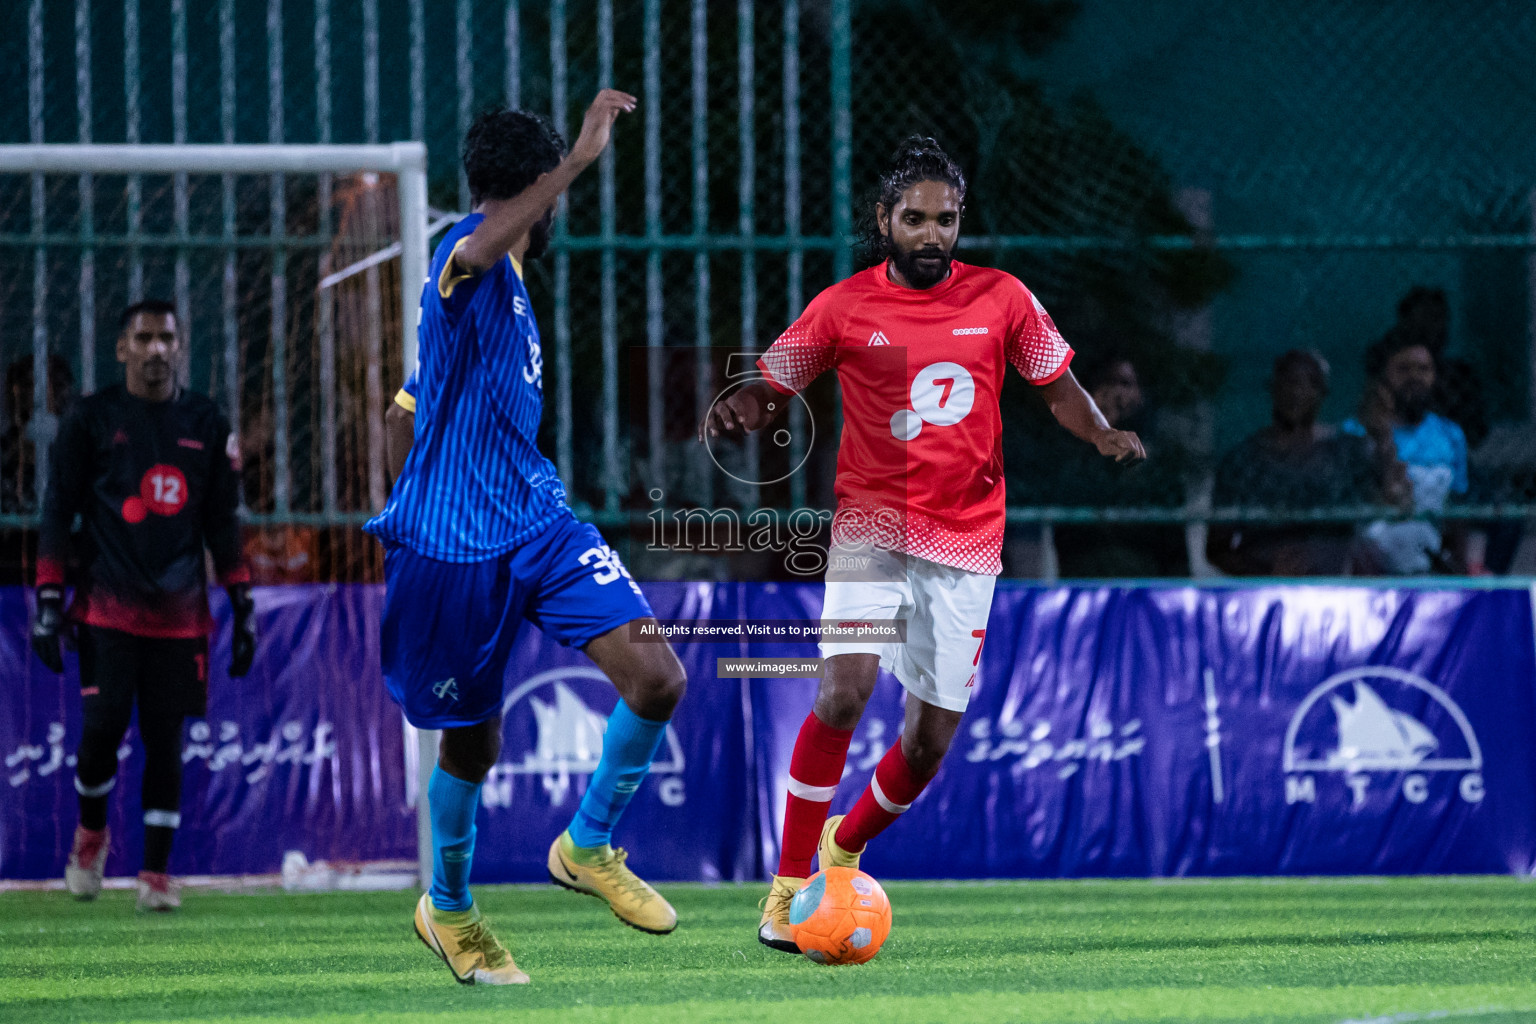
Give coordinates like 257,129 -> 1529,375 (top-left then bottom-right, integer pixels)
73,626 -> 209,865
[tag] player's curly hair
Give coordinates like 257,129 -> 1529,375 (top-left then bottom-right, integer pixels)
878,135 -> 967,210
462,108 -> 567,207
855,136 -> 968,267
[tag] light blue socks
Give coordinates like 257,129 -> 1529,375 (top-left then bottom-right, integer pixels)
427,766 -> 481,912
567,701 -> 669,849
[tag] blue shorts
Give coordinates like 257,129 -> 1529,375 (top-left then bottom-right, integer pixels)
380,512 -> 652,729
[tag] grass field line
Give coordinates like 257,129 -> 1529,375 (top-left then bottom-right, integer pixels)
1334,1008 -> 1529,1024
5,873 -> 1529,894
113,984 -> 1536,1024
6,880 -> 1534,1024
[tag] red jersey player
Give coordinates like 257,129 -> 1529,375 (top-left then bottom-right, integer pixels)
701,137 -> 1144,953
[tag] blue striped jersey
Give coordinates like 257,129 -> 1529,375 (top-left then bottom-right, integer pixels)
365,213 -> 568,561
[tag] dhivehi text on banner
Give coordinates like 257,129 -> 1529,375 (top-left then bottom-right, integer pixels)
4,583 -> 1533,880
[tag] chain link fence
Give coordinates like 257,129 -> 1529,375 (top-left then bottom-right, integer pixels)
0,164 -> 410,585
3,0 -> 1533,581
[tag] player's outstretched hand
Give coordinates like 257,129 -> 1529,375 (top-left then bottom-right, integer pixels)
570,89 -> 637,166
1094,428 -> 1146,464
699,379 -> 780,442
228,584 -> 257,678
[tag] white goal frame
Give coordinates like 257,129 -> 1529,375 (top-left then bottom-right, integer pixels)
1,143 -> 437,887
0,143 -> 428,369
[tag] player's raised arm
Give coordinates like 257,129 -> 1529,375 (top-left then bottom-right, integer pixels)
455,89 -> 636,275
1037,368 -> 1146,464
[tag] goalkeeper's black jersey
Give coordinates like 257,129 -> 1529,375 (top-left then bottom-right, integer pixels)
38,384 -> 248,638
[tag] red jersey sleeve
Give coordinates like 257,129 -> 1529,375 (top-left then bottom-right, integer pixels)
757,287 -> 841,394
1006,283 -> 1073,385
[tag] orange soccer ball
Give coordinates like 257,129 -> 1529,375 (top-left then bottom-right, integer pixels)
787,867 -> 892,965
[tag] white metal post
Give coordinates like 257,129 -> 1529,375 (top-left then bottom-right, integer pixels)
0,144 -> 429,177
396,145 -> 428,375
644,0 -> 664,494
75,0 -> 96,396
317,0 -> 338,517
1176,187 -> 1216,578
125,0 -> 143,302
784,0 -> 806,510
393,144 -> 433,891
220,0 -> 239,433
692,0 -> 712,507
551,1 -> 573,490
29,0 -> 51,504
599,0 -> 619,512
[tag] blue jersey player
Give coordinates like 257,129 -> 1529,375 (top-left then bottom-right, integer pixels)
366,90 -> 688,986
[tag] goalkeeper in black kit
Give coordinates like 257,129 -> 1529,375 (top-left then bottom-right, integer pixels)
31,300 -> 257,912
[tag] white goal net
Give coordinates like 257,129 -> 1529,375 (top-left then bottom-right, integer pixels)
0,144 -> 436,888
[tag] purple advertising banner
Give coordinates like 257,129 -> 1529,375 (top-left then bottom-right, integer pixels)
1,587 -> 415,879
5,583 -> 1535,881
468,582 -> 763,884
748,584 -> 1536,879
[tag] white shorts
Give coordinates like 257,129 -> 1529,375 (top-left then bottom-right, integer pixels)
817,544 -> 997,712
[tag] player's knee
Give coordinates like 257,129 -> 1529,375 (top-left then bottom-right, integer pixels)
813,687 -> 868,731
74,758 -> 118,787
439,729 -> 501,782
630,661 -> 687,720
137,717 -> 184,757
440,751 -> 497,783
900,731 -> 953,776
76,726 -> 128,780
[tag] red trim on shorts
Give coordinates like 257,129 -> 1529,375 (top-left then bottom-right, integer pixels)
36,558 -> 65,586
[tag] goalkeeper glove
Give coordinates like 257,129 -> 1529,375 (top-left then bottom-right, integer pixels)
31,585 -> 65,674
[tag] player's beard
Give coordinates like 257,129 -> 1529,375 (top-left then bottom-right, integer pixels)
526,208 -> 555,261
887,234 -> 952,289
140,358 -> 172,386
1392,383 -> 1432,424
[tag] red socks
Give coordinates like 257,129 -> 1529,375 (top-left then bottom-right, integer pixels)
776,712 -> 853,878
834,740 -> 929,853
777,714 -> 938,875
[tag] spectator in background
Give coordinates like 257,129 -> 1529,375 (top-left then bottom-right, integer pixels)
1344,331 -> 1469,574
1083,353 -> 1144,429
2,353 -> 76,513
1388,285 -> 1523,573
0,354 -> 76,584
1386,286 -> 1487,447
1029,352 -> 1190,577
1207,350 -> 1382,576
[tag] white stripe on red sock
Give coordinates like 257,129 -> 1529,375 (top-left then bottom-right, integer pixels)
787,777 -> 839,802
871,775 -> 912,814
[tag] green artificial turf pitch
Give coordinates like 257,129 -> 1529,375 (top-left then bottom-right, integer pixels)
3,877 -> 1535,1024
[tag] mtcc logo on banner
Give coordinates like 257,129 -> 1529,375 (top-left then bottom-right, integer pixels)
481,667 -> 687,809
1282,666 -> 1484,809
